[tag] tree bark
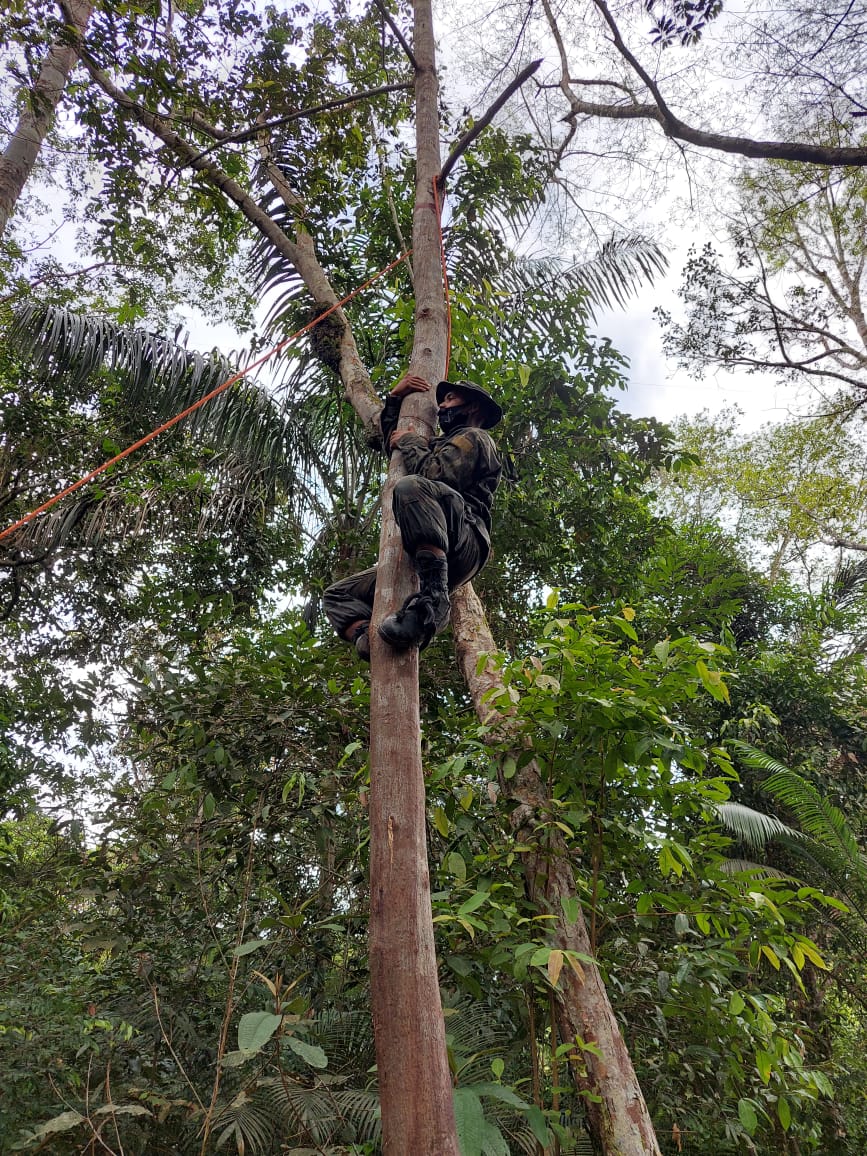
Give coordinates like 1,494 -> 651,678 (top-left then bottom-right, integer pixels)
366,1 -> 459,1152
0,0 -> 95,239
451,583 -> 662,1156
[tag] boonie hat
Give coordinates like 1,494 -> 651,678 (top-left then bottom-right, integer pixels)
436,379 -> 503,429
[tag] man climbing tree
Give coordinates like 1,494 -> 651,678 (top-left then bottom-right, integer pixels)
324,374 -> 502,658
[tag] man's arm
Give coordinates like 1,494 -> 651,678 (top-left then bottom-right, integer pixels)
380,374 -> 432,452
396,430 -> 483,493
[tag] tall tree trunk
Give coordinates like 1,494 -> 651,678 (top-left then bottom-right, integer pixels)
366,1 -> 459,1152
0,0 -> 94,239
451,584 -> 662,1156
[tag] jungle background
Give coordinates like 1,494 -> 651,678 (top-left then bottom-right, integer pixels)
2,0 -> 867,1152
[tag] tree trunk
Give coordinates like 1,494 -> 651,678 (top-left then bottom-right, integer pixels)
366,1 -> 459,1152
0,0 -> 94,239
451,584 -> 662,1156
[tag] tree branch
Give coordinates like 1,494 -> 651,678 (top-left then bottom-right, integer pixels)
372,0 -> 418,71
438,59 -> 543,189
188,82 -> 413,166
543,0 -> 867,166
70,38 -> 384,441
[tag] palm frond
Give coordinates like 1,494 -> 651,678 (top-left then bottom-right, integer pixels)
10,302 -> 295,487
828,555 -> 867,611
493,236 -> 668,319
212,1089 -> 278,1153
564,235 -> 669,313
712,801 -> 802,851
717,857 -> 791,878
259,1078 -> 381,1146
732,741 -> 866,874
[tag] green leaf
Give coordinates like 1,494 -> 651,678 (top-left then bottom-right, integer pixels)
232,938 -> 267,958
474,1082 -> 530,1109
696,659 -> 730,703
738,1098 -> 757,1135
525,1104 -> 552,1147
777,1096 -> 791,1131
202,792 -> 216,819
454,1087 -> 486,1156
561,895 -> 579,924
237,1011 -> 282,1054
285,1035 -> 328,1069
447,851 -> 467,883
433,807 -> 450,837
756,1049 -> 773,1085
18,1110 -> 84,1140
481,1120 -> 510,1156
729,992 -> 745,1016
490,1057 -> 505,1080
458,891 -> 488,915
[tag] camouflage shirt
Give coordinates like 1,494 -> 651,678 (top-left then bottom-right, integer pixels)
379,394 -> 502,542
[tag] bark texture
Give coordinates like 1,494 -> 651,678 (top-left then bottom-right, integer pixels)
451,584 -> 662,1156
0,0 -> 95,239
366,1 -> 459,1151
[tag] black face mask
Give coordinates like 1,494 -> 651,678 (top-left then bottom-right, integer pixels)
438,405 -> 473,434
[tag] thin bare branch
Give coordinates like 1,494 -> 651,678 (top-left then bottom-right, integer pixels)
372,0 -> 418,70
439,58 -> 543,189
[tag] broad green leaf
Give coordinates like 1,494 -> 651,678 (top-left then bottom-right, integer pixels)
447,851 -> 467,883
738,1099 -> 757,1135
433,807 -> 450,837
525,1105 -> 552,1147
729,992 -> 745,1016
454,1087 -> 486,1156
796,939 -> 828,969
760,945 -> 781,970
285,1035 -> 328,1069
777,1096 -> 791,1131
237,1011 -> 282,1054
474,1083 -> 530,1109
20,1111 -> 84,1139
561,895 -> 579,924
696,659 -> 730,703
458,891 -> 488,915
755,1049 -> 773,1085
232,938 -> 268,958
490,1057 -> 504,1080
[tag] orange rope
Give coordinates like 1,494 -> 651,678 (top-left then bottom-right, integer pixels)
0,252 -> 411,545
432,176 -> 451,379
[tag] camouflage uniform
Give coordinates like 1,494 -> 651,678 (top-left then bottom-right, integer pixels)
323,392 -> 502,639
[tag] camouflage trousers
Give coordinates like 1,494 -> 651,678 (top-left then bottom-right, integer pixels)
323,474 -> 489,638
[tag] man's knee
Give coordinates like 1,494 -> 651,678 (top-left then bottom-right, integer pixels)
393,474 -> 427,504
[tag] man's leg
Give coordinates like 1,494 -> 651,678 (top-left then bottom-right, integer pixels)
323,566 -> 378,659
379,477 -> 482,650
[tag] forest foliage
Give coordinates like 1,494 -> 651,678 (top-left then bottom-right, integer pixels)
2,1 -> 867,1153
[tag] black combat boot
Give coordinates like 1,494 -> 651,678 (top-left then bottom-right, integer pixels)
349,622 -> 371,662
378,549 -> 451,651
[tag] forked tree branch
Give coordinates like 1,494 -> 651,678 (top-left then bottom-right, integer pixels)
544,0 -> 867,166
